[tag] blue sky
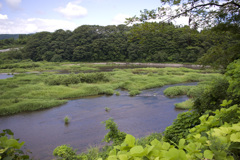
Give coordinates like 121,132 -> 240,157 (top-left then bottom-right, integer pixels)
0,0 -> 188,34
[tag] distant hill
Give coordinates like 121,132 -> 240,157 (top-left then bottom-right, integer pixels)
0,34 -> 20,40
0,34 -> 32,40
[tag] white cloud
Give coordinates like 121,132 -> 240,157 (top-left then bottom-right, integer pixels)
5,0 -> 22,9
0,18 -> 78,34
0,14 -> 8,20
111,13 -> 130,25
56,2 -> 87,19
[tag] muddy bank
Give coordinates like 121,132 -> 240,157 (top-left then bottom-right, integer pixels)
90,62 -> 208,69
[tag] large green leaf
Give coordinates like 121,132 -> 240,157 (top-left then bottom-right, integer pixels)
130,146 -> 146,157
178,139 -> 185,150
204,150 -> 214,159
123,134 -> 135,148
230,132 -> 240,142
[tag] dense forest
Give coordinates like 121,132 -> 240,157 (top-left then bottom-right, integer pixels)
1,22 -> 238,68
0,34 -> 30,49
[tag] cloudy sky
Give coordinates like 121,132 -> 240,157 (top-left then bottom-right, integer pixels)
0,0 -> 188,34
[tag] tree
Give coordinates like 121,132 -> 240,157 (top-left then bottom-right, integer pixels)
126,0 -> 240,29
126,0 -> 240,68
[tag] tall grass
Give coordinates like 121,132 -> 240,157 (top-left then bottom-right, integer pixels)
175,99 -> 193,109
164,86 -> 193,97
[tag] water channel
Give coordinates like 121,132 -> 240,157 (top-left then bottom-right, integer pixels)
0,73 -> 14,79
0,82 -> 197,160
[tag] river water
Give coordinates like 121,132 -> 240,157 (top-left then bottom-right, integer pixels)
0,82 -> 197,160
0,74 -> 14,79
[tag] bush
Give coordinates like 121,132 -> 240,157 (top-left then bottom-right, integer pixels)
101,118 -> 126,145
193,77 -> 229,114
53,145 -> 80,160
164,111 -> 200,144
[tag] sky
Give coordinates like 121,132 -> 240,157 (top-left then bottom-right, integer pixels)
0,0 -> 189,34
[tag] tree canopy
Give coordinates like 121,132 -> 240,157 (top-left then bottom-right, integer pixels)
126,0 -> 240,29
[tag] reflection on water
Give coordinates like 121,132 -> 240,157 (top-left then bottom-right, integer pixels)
0,82 -> 197,160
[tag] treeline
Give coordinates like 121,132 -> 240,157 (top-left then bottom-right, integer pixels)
0,34 -> 20,40
2,22 -> 237,64
0,34 -> 30,49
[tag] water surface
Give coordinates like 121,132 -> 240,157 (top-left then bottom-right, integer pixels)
0,74 -> 14,79
0,82 -> 197,160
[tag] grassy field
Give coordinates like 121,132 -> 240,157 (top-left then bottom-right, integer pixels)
0,61 -> 221,116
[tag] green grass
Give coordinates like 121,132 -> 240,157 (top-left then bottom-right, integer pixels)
164,86 -> 194,97
64,116 -> 70,124
175,99 -> 194,109
0,62 -> 221,116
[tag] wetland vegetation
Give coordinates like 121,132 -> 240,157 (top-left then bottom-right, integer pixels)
1,0 -> 240,158
0,62 -> 219,116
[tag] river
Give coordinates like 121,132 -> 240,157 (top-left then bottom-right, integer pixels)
0,82 -> 197,160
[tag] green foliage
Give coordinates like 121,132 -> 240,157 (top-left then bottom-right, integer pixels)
189,105 -> 240,137
226,59 -> 240,97
53,144 -> 80,160
101,104 -> 240,160
64,116 -> 70,124
137,132 -> 163,146
0,129 -> 30,160
0,62 -> 40,69
8,22 -> 229,64
193,77 -> 230,114
101,118 -> 127,145
0,65 -> 219,116
164,86 -> 193,97
104,107 -> 110,112
129,90 -> 141,96
45,72 -> 110,86
164,111 -> 200,144
174,99 -> 193,109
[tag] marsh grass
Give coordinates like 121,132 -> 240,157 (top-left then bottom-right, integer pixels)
105,107 -> 110,112
164,86 -> 194,97
175,99 -> 193,109
64,116 -> 70,124
0,63 -> 221,116
0,99 -> 66,116
115,91 -> 120,96
129,90 -> 141,96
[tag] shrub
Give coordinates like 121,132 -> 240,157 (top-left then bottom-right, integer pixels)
164,111 -> 200,144
53,144 -> 80,160
137,132 -> 163,146
193,77 -> 229,114
101,118 -> 126,145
